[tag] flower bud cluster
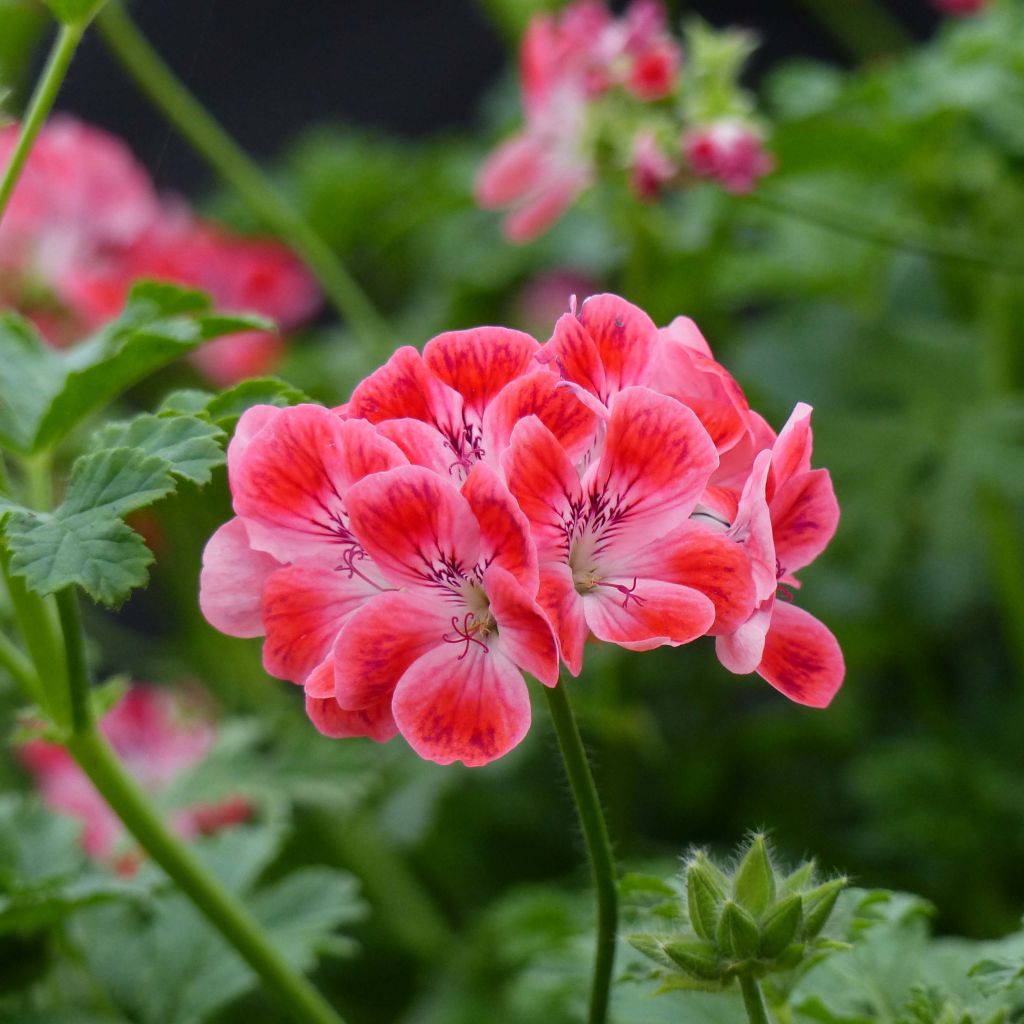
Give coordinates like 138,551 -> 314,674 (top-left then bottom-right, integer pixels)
629,835 -> 847,989
476,2 -> 773,242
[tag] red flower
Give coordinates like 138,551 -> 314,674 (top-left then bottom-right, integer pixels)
19,686 -> 248,870
683,120 -> 774,194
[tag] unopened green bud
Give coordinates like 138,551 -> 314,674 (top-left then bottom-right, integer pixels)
687,853 -> 726,941
759,893 -> 803,958
780,859 -> 816,894
734,834 -> 776,915
801,877 -> 847,939
716,899 -> 760,960
775,942 -> 806,970
663,938 -> 724,981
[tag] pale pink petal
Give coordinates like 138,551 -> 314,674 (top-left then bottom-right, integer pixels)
475,135 -> 547,208
306,693 -> 398,742
226,404 -> 284,485
583,577 -> 714,651
261,564 -> 383,684
333,591 -> 450,710
232,407 -> 406,562
392,644 -> 532,767
771,468 -> 839,575
375,418 -> 456,479
537,565 -> 588,676
729,450 -> 777,603
304,657 -> 335,699
660,316 -> 713,357
758,601 -> 844,708
482,368 -> 599,465
769,403 -> 814,497
501,417 -> 582,560
716,601 -> 773,674
462,462 -> 539,593
484,564 -> 559,686
344,466 -> 482,590
199,518 -> 280,638
503,170 -> 587,243
423,326 -> 539,421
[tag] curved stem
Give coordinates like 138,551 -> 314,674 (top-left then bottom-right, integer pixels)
739,975 -> 772,1024
55,588 -> 91,734
94,2 -> 390,357
65,726 -> 346,1024
0,20 -> 85,225
0,628 -> 40,699
749,188 -> 1024,277
544,682 -> 618,1024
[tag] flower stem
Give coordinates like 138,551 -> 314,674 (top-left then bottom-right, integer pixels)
544,681 -> 618,1024
65,726 -> 347,1024
0,627 -> 39,699
739,975 -> 772,1024
94,1 -> 390,357
0,20 -> 85,226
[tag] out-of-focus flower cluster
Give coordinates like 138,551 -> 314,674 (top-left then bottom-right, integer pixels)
0,116 -> 320,384
19,685 -> 249,873
476,1 -> 773,242
201,292 -> 843,769
931,0 -> 990,15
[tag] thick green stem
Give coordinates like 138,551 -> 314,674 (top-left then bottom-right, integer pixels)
0,628 -> 40,699
65,727 -> 346,1024
0,21 -> 85,225
55,588 -> 91,734
750,188 -> 1024,277
544,682 -> 618,1024
94,1 -> 389,357
739,975 -> 772,1024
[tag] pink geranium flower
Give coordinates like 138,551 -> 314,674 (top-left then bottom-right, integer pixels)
630,131 -> 678,199
19,685 -> 248,872
683,119 -> 774,194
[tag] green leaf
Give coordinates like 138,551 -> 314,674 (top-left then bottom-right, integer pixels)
41,0 -> 106,25
0,282 -> 267,456
5,448 -> 175,606
91,414 -> 226,486
204,376 -> 312,429
733,835 -> 776,916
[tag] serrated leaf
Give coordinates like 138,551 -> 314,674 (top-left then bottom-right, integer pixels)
91,414 -> 226,486
157,388 -> 215,416
204,376 -> 312,428
5,449 -> 175,605
0,282 -> 267,456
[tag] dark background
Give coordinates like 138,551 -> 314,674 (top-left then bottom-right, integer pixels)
55,0 -> 945,194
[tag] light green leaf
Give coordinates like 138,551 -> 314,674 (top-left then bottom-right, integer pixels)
91,414 -> 226,486
204,376 -> 312,429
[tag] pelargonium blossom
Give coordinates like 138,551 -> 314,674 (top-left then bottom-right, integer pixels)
683,120 -> 774,194
19,685 -> 248,872
200,290 -> 843,769
0,116 -> 320,383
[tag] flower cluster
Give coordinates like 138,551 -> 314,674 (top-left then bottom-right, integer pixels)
201,292 -> 843,768
19,685 -> 249,873
0,116 -> 320,384
476,2 -> 773,242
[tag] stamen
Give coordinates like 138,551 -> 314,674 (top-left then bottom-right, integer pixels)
595,577 -> 645,609
776,584 -> 795,603
335,546 -> 387,591
441,613 -> 491,660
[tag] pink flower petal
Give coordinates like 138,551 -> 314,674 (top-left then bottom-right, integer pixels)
583,577 -> 714,651
199,518 -> 280,638
462,462 -> 539,594
539,310 -> 608,403
484,564 -> 559,686
537,564 -> 588,676
769,402 -> 814,498
576,293 -> 659,395
344,466 -> 482,590
475,135 -> 548,208
392,644 -> 532,767
758,601 -> 844,708
716,601 -> 773,675
333,591 -> 450,710
770,468 -> 839,575
375,418 -> 456,478
306,693 -> 398,742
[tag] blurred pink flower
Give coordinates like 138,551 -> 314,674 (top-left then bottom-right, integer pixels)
931,0 -> 989,13
630,131 -> 677,199
683,119 -> 773,194
19,685 -> 249,872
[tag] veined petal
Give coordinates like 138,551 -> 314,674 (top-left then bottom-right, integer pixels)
758,601 -> 844,708
502,416 -> 582,560
583,577 -> 714,651
590,387 -> 718,552
376,418 -> 456,479
769,402 -> 813,498
226,404 -> 283,487
729,450 -> 777,603
539,310 -> 607,403
261,564 -> 383,685
199,518 -> 279,638
537,564 -> 588,676
771,468 -> 839,575
347,346 -> 464,438
627,521 -> 756,636
423,326 -> 539,421
306,693 -> 398,743
232,406 -> 406,561
333,591 -> 450,710
716,601 -> 773,674
482,368 -> 599,465
576,293 -> 658,395
392,644 -> 532,767
462,463 -> 539,593
484,564 -> 558,686
344,466 -> 482,591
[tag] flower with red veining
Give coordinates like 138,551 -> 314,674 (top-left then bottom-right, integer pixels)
683,119 -> 774,194
19,685 -> 249,872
